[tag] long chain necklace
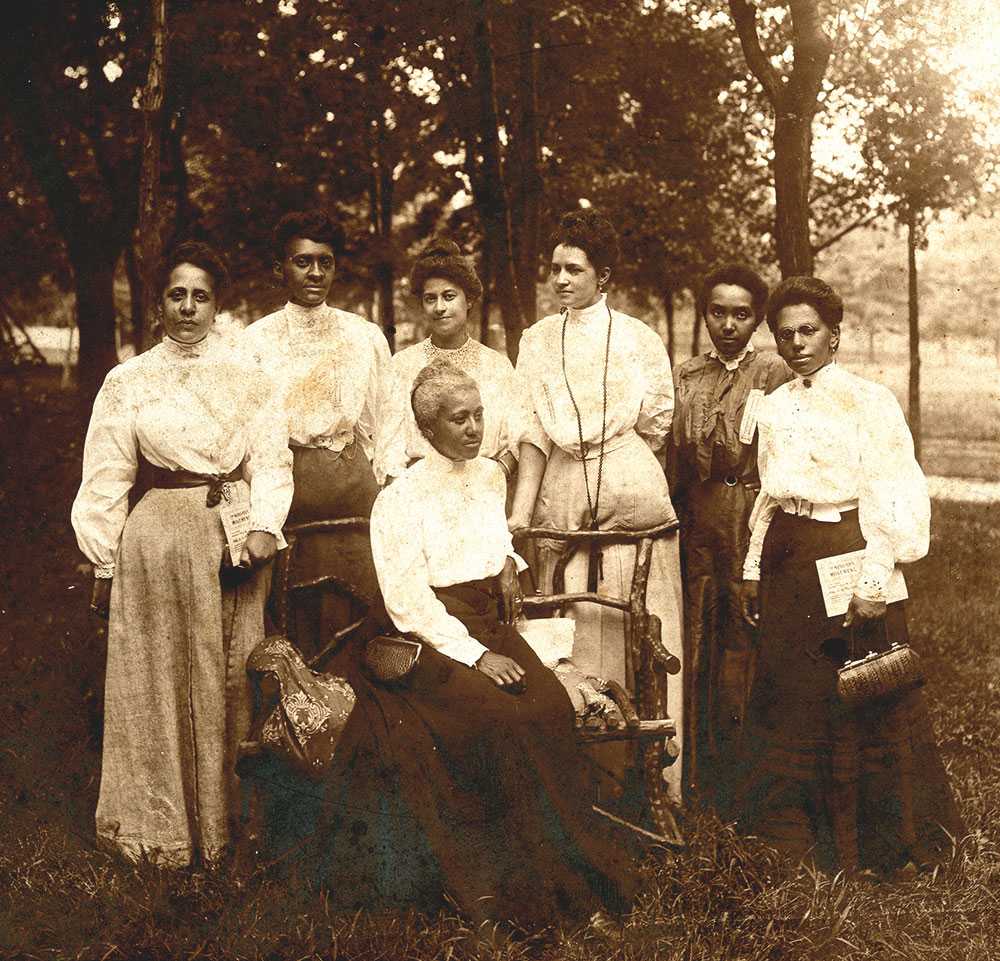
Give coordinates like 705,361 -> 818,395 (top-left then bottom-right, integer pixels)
561,301 -> 613,590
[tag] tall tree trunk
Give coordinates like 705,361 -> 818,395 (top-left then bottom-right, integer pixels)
729,0 -> 831,278
125,244 -> 144,353
480,252 -> 494,345
512,0 -> 542,326
906,209 -> 921,463
471,0 -> 525,361
369,109 -> 396,351
691,307 -> 702,357
772,111 -> 815,277
72,244 -> 123,403
137,0 -> 167,352
662,285 -> 675,365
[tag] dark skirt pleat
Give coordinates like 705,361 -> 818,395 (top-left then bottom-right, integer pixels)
736,510 -> 965,872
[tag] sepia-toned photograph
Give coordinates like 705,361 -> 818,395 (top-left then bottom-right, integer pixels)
1,0 -> 998,957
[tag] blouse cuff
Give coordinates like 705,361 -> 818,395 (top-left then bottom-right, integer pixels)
437,635 -> 489,668
742,558 -> 761,582
94,563 -> 116,579
509,551 -> 529,574
855,558 -> 892,602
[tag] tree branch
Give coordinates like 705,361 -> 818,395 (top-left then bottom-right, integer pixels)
727,0 -> 780,105
788,0 -> 833,106
812,209 -> 883,254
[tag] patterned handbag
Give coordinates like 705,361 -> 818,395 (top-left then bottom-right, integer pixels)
837,639 -> 924,708
363,635 -> 423,684
243,635 -> 356,780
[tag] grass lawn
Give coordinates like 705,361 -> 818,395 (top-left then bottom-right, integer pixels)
2,380 -> 999,960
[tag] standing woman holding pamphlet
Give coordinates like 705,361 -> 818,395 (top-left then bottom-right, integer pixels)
736,276 -> 964,876
71,242 -> 293,867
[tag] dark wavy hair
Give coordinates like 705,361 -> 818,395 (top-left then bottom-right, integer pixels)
409,238 -> 484,302
155,240 -> 230,297
765,276 -> 844,332
548,208 -> 621,273
697,263 -> 769,324
271,210 -> 346,262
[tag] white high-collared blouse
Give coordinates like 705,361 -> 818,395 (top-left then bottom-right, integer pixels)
71,329 -> 294,578
369,448 -> 527,667
516,295 -> 674,456
373,337 -> 524,484
242,301 -> 391,460
742,362 -> 930,601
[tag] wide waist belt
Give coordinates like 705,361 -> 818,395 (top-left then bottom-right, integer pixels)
777,496 -> 858,523
563,428 -> 639,462
148,465 -> 243,507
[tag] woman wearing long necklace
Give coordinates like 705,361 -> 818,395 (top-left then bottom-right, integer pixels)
510,208 -> 685,804
374,239 -> 521,488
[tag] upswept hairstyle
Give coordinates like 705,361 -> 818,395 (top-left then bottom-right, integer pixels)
548,208 -> 621,273
697,262 -> 769,323
765,276 -> 844,332
409,238 -> 484,302
410,360 -> 480,434
155,240 -> 230,296
271,210 -> 346,262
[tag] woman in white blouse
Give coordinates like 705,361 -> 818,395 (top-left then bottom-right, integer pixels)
509,208 -> 684,803
315,360 -> 635,929
71,242 -> 293,867
244,211 -> 391,652
373,239 -> 521,488
736,276 -> 964,874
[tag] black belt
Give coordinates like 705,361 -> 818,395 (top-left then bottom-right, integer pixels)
148,464 -> 243,507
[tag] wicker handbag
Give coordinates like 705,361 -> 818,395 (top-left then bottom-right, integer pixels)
363,635 -> 423,684
837,639 -> 924,708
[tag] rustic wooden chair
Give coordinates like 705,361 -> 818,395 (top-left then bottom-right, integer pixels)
239,516 -> 684,859
516,519 -> 683,848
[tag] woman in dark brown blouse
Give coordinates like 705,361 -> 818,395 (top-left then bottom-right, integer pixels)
668,263 -> 791,809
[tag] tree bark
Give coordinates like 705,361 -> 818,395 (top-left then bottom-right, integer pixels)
729,0 -> 832,278
906,209 -> 922,463
125,244 -> 144,353
369,108 -> 396,351
73,244 -> 124,403
137,0 -> 167,352
471,0 -> 525,361
691,305 -> 702,357
511,0 -> 542,327
662,285 -> 675,365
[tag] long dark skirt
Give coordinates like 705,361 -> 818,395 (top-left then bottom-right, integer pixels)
681,480 -> 759,809
298,580 -> 637,928
736,510 -> 965,872
281,444 -> 379,656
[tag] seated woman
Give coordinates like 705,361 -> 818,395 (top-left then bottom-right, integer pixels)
243,210 -> 390,651
374,239 -> 521,489
314,360 -> 636,929
669,263 -> 791,807
71,241 -> 293,867
736,276 -> 965,875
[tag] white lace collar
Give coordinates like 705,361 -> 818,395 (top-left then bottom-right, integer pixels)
566,294 -> 610,325
709,341 -> 755,372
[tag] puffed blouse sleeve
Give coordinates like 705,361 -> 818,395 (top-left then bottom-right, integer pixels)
854,384 -> 930,601
369,483 -> 488,667
242,366 -> 294,541
357,325 -> 393,463
373,359 -> 410,486
633,321 -> 674,453
513,327 -> 553,456
71,365 -> 139,578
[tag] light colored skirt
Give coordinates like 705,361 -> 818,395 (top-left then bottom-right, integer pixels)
533,430 -> 685,803
96,482 -> 268,866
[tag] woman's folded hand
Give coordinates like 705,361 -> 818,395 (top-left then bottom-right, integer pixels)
843,594 -> 886,627
241,531 -> 278,569
475,651 -> 526,691
738,580 -> 760,628
90,577 -> 112,619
